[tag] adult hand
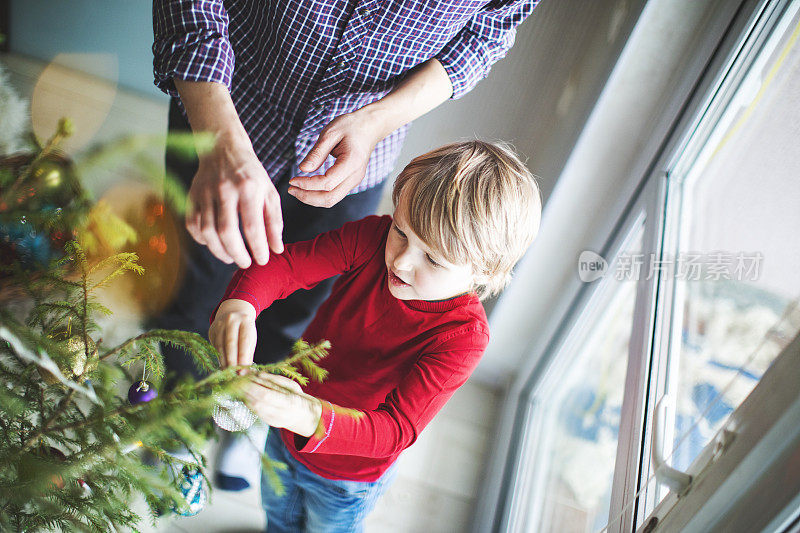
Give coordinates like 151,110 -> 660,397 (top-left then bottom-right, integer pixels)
186,131 -> 284,268
288,108 -> 386,208
244,373 -> 323,437
174,79 -> 284,268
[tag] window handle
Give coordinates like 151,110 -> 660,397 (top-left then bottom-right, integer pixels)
652,395 -> 693,495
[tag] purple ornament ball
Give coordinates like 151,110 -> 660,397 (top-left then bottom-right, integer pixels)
128,380 -> 158,404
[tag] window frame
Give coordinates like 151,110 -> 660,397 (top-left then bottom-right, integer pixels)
643,331 -> 800,532
609,0 -> 800,529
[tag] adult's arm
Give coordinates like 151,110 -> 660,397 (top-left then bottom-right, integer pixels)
153,0 -> 282,268
290,0 -> 539,207
174,80 -> 283,269
288,58 -> 454,207
152,0 -> 234,95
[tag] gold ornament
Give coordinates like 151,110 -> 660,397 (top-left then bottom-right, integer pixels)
0,151 -> 82,212
29,154 -> 81,209
38,329 -> 98,385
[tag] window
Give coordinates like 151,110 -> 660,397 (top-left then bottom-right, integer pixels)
653,0 -> 800,503
607,1 -> 800,528
512,218 -> 644,533
496,2 -> 800,532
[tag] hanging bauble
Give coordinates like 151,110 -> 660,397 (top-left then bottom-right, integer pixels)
212,394 -> 257,432
77,477 -> 92,497
0,152 -> 82,274
0,151 -> 82,211
25,152 -> 82,212
38,329 -> 98,385
0,217 -> 53,268
34,445 -> 68,490
173,466 -> 207,516
62,335 -> 98,377
128,380 -> 158,404
34,445 -> 91,494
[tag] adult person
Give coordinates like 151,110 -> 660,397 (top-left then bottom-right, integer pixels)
152,0 -> 539,493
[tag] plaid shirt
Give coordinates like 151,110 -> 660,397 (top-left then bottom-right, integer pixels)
153,0 -> 538,194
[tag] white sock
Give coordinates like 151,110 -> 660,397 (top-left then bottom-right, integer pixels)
215,423 -> 269,488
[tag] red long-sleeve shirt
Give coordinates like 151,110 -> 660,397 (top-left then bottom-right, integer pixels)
212,215 -> 489,481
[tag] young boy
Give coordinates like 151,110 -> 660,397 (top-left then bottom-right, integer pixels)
208,140 -> 542,531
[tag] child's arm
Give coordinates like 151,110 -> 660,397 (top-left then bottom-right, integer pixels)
208,215 -> 390,369
210,215 -> 388,321
243,373 -> 323,437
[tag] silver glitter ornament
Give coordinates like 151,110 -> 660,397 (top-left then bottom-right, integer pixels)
212,395 -> 257,432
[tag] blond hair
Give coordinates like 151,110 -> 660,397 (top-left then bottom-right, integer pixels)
392,140 -> 542,300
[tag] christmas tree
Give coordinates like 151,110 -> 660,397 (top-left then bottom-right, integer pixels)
0,92 -> 342,530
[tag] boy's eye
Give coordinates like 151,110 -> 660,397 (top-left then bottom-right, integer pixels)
394,225 -> 407,239
426,254 -> 440,267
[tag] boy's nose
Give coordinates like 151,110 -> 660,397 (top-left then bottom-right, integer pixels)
393,249 -> 414,271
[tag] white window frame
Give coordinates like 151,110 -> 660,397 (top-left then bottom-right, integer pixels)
641,322 -> 800,533
613,0 -> 800,529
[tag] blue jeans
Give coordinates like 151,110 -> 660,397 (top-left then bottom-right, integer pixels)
262,428 -> 399,533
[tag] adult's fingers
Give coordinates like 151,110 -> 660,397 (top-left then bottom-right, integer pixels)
185,201 -> 207,245
199,200 -> 234,264
217,195 -> 251,269
264,191 -> 284,255
288,168 -> 362,208
299,130 -> 342,173
291,151 -> 361,192
239,195 -> 269,265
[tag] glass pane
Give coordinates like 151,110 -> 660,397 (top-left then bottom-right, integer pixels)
525,223 -> 643,533
664,7 -> 800,482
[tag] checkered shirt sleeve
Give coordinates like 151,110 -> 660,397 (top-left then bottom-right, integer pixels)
436,0 -> 539,99
152,0 -> 234,97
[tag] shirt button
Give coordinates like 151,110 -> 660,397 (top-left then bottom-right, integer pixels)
335,60 -> 348,71
358,7 -> 370,17
283,146 -> 294,161
313,102 -> 325,111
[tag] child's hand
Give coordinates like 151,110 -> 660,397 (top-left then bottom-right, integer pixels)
209,299 -> 258,371
244,373 -> 323,437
